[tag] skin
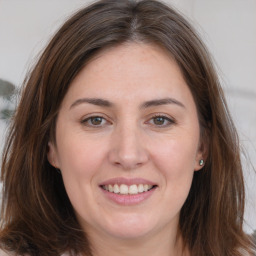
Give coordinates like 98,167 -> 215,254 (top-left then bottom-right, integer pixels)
48,43 -> 205,256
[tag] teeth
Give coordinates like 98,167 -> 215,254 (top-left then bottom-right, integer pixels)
120,184 -> 129,194
109,184 -> 113,192
129,184 -> 138,194
103,184 -> 154,195
113,184 -> 119,194
138,184 -> 144,193
144,184 -> 149,191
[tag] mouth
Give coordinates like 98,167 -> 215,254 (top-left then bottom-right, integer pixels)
100,184 -> 157,195
99,177 -> 158,205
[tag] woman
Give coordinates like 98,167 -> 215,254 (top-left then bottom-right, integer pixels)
0,0 -> 255,255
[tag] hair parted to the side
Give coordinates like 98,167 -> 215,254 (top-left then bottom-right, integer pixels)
0,0 -> 255,255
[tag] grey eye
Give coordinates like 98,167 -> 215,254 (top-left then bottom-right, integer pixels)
89,117 -> 104,125
150,116 -> 173,126
153,116 -> 166,125
82,116 -> 107,127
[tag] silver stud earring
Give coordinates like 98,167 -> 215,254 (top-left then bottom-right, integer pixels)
199,159 -> 204,166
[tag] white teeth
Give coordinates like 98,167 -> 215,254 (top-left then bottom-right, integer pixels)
103,184 -> 154,195
120,184 -> 129,194
144,184 -> 149,191
108,184 -> 113,192
138,184 -> 144,193
113,184 -> 119,194
129,184 -> 138,194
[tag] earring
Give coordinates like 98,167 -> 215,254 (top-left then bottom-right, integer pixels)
51,163 -> 61,174
55,168 -> 61,174
199,159 -> 204,166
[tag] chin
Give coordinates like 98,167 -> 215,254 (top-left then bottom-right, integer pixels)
102,214 -> 157,239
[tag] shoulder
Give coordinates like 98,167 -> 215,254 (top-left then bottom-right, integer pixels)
0,249 -> 72,256
0,249 -> 15,256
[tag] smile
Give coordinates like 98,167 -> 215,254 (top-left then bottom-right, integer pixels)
99,178 -> 158,205
101,184 -> 156,195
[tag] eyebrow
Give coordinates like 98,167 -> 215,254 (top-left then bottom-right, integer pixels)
69,97 -> 185,109
140,98 -> 185,109
70,98 -> 113,109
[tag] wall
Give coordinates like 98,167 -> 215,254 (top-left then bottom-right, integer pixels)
0,0 -> 255,233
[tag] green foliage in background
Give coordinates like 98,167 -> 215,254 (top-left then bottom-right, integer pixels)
0,79 -> 16,121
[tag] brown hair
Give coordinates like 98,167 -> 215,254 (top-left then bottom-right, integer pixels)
1,0 -> 255,255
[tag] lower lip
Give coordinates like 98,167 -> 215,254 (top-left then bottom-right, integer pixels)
101,187 -> 156,205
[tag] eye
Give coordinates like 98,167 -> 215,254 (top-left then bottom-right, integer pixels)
147,115 -> 175,127
81,116 -> 108,127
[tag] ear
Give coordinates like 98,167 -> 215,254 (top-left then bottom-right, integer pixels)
194,133 -> 209,171
47,141 -> 60,169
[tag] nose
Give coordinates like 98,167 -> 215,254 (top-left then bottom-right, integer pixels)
108,124 -> 149,170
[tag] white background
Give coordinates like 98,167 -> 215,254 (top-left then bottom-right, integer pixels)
0,0 -> 255,233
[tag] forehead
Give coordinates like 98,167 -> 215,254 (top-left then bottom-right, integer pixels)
61,42 -> 193,108
81,42 -> 179,82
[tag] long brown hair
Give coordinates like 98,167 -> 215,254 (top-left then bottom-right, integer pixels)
1,0 -> 255,255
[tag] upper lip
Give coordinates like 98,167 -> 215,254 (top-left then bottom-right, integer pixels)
99,177 -> 157,186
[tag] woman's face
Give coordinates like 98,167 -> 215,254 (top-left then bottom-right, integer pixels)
48,43 -> 205,241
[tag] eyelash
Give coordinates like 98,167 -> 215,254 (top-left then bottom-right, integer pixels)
81,114 -> 175,128
147,114 -> 175,127
81,115 -> 110,127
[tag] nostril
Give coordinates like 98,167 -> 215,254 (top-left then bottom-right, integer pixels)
108,139 -> 149,170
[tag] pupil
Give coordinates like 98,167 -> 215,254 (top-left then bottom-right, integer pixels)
91,117 -> 102,125
154,117 -> 164,125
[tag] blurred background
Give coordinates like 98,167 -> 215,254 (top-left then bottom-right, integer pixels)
0,0 -> 255,234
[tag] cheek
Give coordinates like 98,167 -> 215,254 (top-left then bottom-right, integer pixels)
148,135 -> 198,222
56,135 -> 107,212
150,133 -> 198,190
56,132 -> 107,180
152,135 -> 198,169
